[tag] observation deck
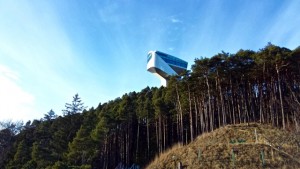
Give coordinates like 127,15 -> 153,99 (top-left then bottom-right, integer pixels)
147,51 -> 188,86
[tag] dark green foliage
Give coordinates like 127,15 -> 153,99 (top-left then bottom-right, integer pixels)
66,109 -> 98,166
0,128 -> 15,168
51,161 -> 69,169
50,114 -> 83,162
8,140 -> 32,168
31,120 -> 55,168
1,44 -> 299,168
22,160 -> 37,169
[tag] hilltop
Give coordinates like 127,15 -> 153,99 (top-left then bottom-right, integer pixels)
1,44 -> 299,168
146,123 -> 300,169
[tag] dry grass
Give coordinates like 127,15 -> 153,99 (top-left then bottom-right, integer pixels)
146,123 -> 300,169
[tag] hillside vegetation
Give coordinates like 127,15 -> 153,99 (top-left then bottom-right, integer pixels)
0,44 -> 300,169
146,123 -> 300,169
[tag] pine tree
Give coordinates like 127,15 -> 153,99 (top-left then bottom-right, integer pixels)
66,109 -> 98,167
63,94 -> 86,116
44,109 -> 57,121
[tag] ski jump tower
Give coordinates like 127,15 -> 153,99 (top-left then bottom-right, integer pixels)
147,51 -> 188,86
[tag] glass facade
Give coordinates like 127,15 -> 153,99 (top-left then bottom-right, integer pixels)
156,51 -> 188,68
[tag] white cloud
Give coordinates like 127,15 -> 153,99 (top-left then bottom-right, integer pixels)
0,1 -> 80,120
168,47 -> 174,51
168,14 -> 183,24
170,18 -> 182,23
0,65 -> 35,122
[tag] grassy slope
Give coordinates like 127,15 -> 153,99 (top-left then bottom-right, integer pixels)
146,123 -> 300,169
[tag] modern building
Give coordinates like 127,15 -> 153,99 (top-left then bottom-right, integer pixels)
147,51 -> 188,86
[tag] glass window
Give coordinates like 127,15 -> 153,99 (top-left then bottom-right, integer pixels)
156,51 -> 188,68
147,53 -> 152,63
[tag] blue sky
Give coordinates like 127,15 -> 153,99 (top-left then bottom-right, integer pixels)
0,0 -> 300,122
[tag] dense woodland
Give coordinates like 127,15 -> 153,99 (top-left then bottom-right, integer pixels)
1,44 -> 300,169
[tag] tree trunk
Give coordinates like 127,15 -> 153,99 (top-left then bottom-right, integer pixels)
163,118 -> 166,151
188,85 -> 194,141
147,118 -> 150,158
176,84 -> 184,145
259,82 -> 264,123
218,76 -> 226,126
215,78 -> 221,127
136,119 -> 140,162
194,95 -> 198,135
205,75 -> 213,130
230,77 -> 236,124
155,121 -> 158,153
276,64 -> 285,129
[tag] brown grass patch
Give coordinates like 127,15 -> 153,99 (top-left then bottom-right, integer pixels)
146,123 -> 300,169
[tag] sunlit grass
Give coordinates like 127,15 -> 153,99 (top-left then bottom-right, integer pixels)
146,123 -> 300,169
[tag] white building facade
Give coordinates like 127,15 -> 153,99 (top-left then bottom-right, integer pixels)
147,51 -> 188,86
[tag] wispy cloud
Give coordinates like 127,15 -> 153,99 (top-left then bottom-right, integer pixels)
0,1 -> 80,121
0,65 -> 35,121
168,14 -> 183,24
96,1 -> 130,25
98,2 -> 120,23
168,47 -> 174,51
264,0 -> 300,49
0,1 -> 76,70
171,18 -> 182,23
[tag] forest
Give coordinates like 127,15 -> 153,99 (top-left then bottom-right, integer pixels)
0,43 -> 300,169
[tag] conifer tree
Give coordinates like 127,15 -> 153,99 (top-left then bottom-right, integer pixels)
44,109 -> 57,121
63,94 -> 86,116
66,109 -> 98,167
